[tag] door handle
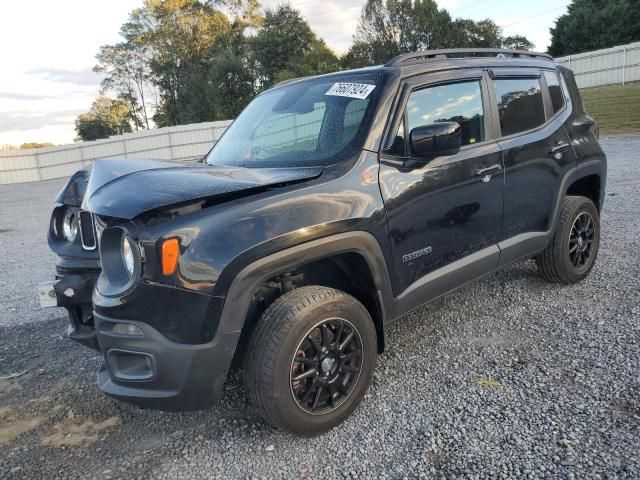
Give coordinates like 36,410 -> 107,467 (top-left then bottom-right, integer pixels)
548,142 -> 570,156
473,164 -> 502,177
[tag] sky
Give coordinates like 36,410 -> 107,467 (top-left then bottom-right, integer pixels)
0,0 -> 570,147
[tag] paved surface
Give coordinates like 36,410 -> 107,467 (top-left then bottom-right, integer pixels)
0,136 -> 638,479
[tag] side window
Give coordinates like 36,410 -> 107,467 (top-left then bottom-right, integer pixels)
544,71 -> 565,114
406,81 -> 485,148
493,78 -> 545,136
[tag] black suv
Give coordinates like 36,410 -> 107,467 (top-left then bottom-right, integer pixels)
43,49 -> 606,435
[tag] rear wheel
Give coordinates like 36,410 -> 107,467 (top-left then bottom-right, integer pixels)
535,195 -> 600,283
243,286 -> 377,435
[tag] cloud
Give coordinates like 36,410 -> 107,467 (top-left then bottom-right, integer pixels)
0,91 -> 56,101
0,109 -> 84,132
27,67 -> 102,86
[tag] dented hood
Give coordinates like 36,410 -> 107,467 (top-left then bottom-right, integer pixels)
82,158 -> 323,219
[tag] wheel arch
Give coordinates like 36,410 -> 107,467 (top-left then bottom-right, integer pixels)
217,232 -> 395,356
553,160 -> 606,233
566,173 -> 602,212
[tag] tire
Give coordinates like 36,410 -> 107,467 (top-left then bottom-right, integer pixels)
535,195 -> 600,284
243,286 -> 377,435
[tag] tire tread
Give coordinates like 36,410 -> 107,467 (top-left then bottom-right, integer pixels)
535,195 -> 599,283
243,286 -> 362,430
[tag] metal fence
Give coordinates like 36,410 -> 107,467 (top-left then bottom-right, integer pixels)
556,41 -> 640,89
0,120 -> 232,185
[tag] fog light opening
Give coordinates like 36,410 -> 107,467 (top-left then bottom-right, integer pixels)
106,349 -> 155,381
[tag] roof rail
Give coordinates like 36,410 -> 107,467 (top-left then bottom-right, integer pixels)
385,48 -> 553,66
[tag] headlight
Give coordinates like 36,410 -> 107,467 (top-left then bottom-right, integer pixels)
122,235 -> 135,277
97,227 -> 141,297
62,207 -> 78,242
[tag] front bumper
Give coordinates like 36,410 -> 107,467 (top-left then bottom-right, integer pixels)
95,312 -> 240,411
54,267 -> 100,350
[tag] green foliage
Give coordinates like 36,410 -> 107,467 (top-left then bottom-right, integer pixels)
549,0 -> 640,57
75,97 -> 134,141
89,0 -> 536,130
502,35 -> 535,51
251,6 -> 339,88
19,142 -> 55,149
344,0 -> 534,68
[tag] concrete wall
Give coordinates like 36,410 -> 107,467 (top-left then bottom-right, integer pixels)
0,120 -> 232,185
556,42 -> 640,89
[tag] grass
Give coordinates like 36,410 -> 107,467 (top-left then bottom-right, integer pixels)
581,81 -> 640,134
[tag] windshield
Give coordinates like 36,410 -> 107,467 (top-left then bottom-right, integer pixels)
206,73 -> 379,168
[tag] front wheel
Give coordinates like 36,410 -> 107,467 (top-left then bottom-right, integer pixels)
243,286 -> 377,435
535,195 -> 600,283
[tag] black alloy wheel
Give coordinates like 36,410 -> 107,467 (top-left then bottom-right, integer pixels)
536,195 -> 600,284
568,212 -> 595,269
290,318 -> 363,414
243,286 -> 377,435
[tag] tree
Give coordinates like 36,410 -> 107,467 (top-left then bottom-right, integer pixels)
95,19 -> 156,131
345,0 -> 453,67
344,0 -> 534,68
549,0 -> 640,57
20,142 -> 55,149
450,19 -> 502,48
251,6 -> 340,88
95,0 -> 262,128
502,35 -> 535,51
170,1 -> 263,123
75,97 -> 134,141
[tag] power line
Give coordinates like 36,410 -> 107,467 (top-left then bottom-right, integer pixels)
501,5 -> 569,29
301,4 -> 362,19
287,0 -> 361,7
450,0 -> 500,17
459,0 -> 512,18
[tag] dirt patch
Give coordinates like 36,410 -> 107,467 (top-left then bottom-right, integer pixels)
475,377 -> 503,388
0,407 -> 44,445
41,416 -> 121,447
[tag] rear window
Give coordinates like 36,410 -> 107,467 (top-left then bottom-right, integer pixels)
493,78 -> 545,137
544,71 -> 565,114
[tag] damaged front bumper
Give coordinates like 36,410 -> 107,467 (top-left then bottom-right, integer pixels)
39,266 -> 100,350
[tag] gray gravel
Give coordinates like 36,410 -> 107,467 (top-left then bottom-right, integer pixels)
0,135 -> 639,479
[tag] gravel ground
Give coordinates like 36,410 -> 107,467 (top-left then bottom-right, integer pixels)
0,136 -> 639,479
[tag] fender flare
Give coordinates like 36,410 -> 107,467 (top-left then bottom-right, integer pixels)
216,231 -> 395,347
553,159 -> 606,231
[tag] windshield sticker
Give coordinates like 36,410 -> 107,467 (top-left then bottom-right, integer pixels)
326,83 -> 376,99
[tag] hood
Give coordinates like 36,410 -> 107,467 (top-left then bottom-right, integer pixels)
82,158 -> 323,219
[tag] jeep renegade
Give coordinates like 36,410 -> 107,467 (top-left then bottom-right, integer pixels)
42,49 -> 606,435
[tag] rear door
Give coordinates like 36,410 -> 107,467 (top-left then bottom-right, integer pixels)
488,68 -> 577,265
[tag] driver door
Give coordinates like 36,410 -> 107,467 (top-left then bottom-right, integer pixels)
379,69 -> 504,308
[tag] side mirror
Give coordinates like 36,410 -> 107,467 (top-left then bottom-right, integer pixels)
409,122 -> 461,159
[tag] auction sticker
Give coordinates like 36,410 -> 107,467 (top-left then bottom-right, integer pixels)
326,82 -> 376,99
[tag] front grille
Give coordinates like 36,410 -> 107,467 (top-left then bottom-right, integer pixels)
79,211 -> 96,250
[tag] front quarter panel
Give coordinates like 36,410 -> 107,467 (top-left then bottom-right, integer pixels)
140,151 -> 392,300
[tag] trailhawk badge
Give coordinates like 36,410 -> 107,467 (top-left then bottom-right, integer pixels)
402,246 -> 433,263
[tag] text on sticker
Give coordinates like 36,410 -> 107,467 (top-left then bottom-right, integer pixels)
326,83 -> 376,100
